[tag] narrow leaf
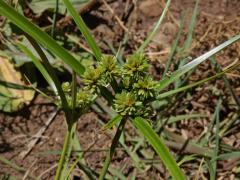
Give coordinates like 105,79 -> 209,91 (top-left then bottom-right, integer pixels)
157,34 -> 240,91
163,15 -> 185,78
62,0 -> 102,61
214,151 -> 240,160
157,60 -> 240,99
133,117 -> 185,180
17,42 -> 57,93
163,114 -> 208,124
183,0 -> 199,50
210,99 -> 221,180
0,0 -> 85,76
102,115 -> 122,130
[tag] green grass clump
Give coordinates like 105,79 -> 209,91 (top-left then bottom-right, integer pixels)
0,0 -> 240,179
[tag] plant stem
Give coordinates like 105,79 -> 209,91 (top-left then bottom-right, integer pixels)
111,77 -> 119,93
26,34 -> 70,117
55,72 -> 78,180
99,86 -> 114,104
98,117 -> 128,180
54,121 -> 77,180
0,155 -> 38,180
51,0 -> 59,38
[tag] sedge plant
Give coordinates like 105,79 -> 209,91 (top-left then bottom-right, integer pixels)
0,0 -> 240,179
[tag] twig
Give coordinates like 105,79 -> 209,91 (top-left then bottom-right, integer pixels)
194,158 -> 204,180
66,33 -> 93,54
19,110 -> 58,159
0,155 -> 37,180
98,117 -> 128,180
101,0 -> 128,32
23,159 -> 38,180
38,164 -> 58,179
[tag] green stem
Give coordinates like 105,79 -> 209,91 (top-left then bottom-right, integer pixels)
51,0 -> 59,38
137,0 -> 171,53
110,77 -> 119,93
0,155 -> 38,180
26,34 -> 70,117
99,86 -> 114,104
62,0 -> 102,61
54,121 -> 77,180
98,117 -> 128,180
55,72 -> 78,180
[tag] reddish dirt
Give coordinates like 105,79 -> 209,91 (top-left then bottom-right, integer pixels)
1,0 -> 240,179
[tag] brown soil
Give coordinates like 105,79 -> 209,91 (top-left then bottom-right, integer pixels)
1,0 -> 240,179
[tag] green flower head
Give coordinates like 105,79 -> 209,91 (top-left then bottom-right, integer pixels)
133,76 -> 157,100
76,90 -> 93,110
83,66 -> 105,93
61,82 -> 71,93
99,55 -> 120,79
114,91 -> 142,116
123,54 -> 149,79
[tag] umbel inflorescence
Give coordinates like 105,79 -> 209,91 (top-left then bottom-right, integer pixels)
83,54 -> 158,117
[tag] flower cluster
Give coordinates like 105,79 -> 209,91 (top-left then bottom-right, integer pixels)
99,55 -> 120,80
83,66 -> 104,93
113,54 -> 157,117
83,55 -> 119,93
123,54 -> 148,79
56,54 -> 157,119
114,91 -> 142,116
133,76 -> 157,101
56,82 -> 93,113
75,90 -> 93,111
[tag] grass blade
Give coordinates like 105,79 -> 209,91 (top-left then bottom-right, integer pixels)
137,0 -> 171,53
62,0 -> 102,61
210,57 -> 240,107
17,42 -> 57,94
214,151 -> 240,160
0,80 -> 33,90
99,117 -> 128,180
163,114 -> 208,124
25,35 -> 70,116
162,15 -> 185,78
108,166 -> 127,180
102,115 -> 122,130
0,155 -> 37,180
157,62 -> 240,99
210,99 -> 222,180
133,117 -> 185,180
173,0 -> 199,87
183,0 -> 199,51
51,0 -> 59,38
157,34 -> 240,92
0,0 -> 85,76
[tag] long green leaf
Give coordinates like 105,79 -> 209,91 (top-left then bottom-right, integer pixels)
0,80 -> 33,90
0,155 -> 37,180
214,151 -> 240,160
163,114 -> 208,124
102,115 -> 122,130
210,57 -> 240,107
157,62 -> 240,99
211,99 -> 221,180
157,34 -> 240,92
17,42 -> 57,93
25,35 -> 70,117
133,117 -> 185,180
62,0 -> 102,61
0,0 -> 85,76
